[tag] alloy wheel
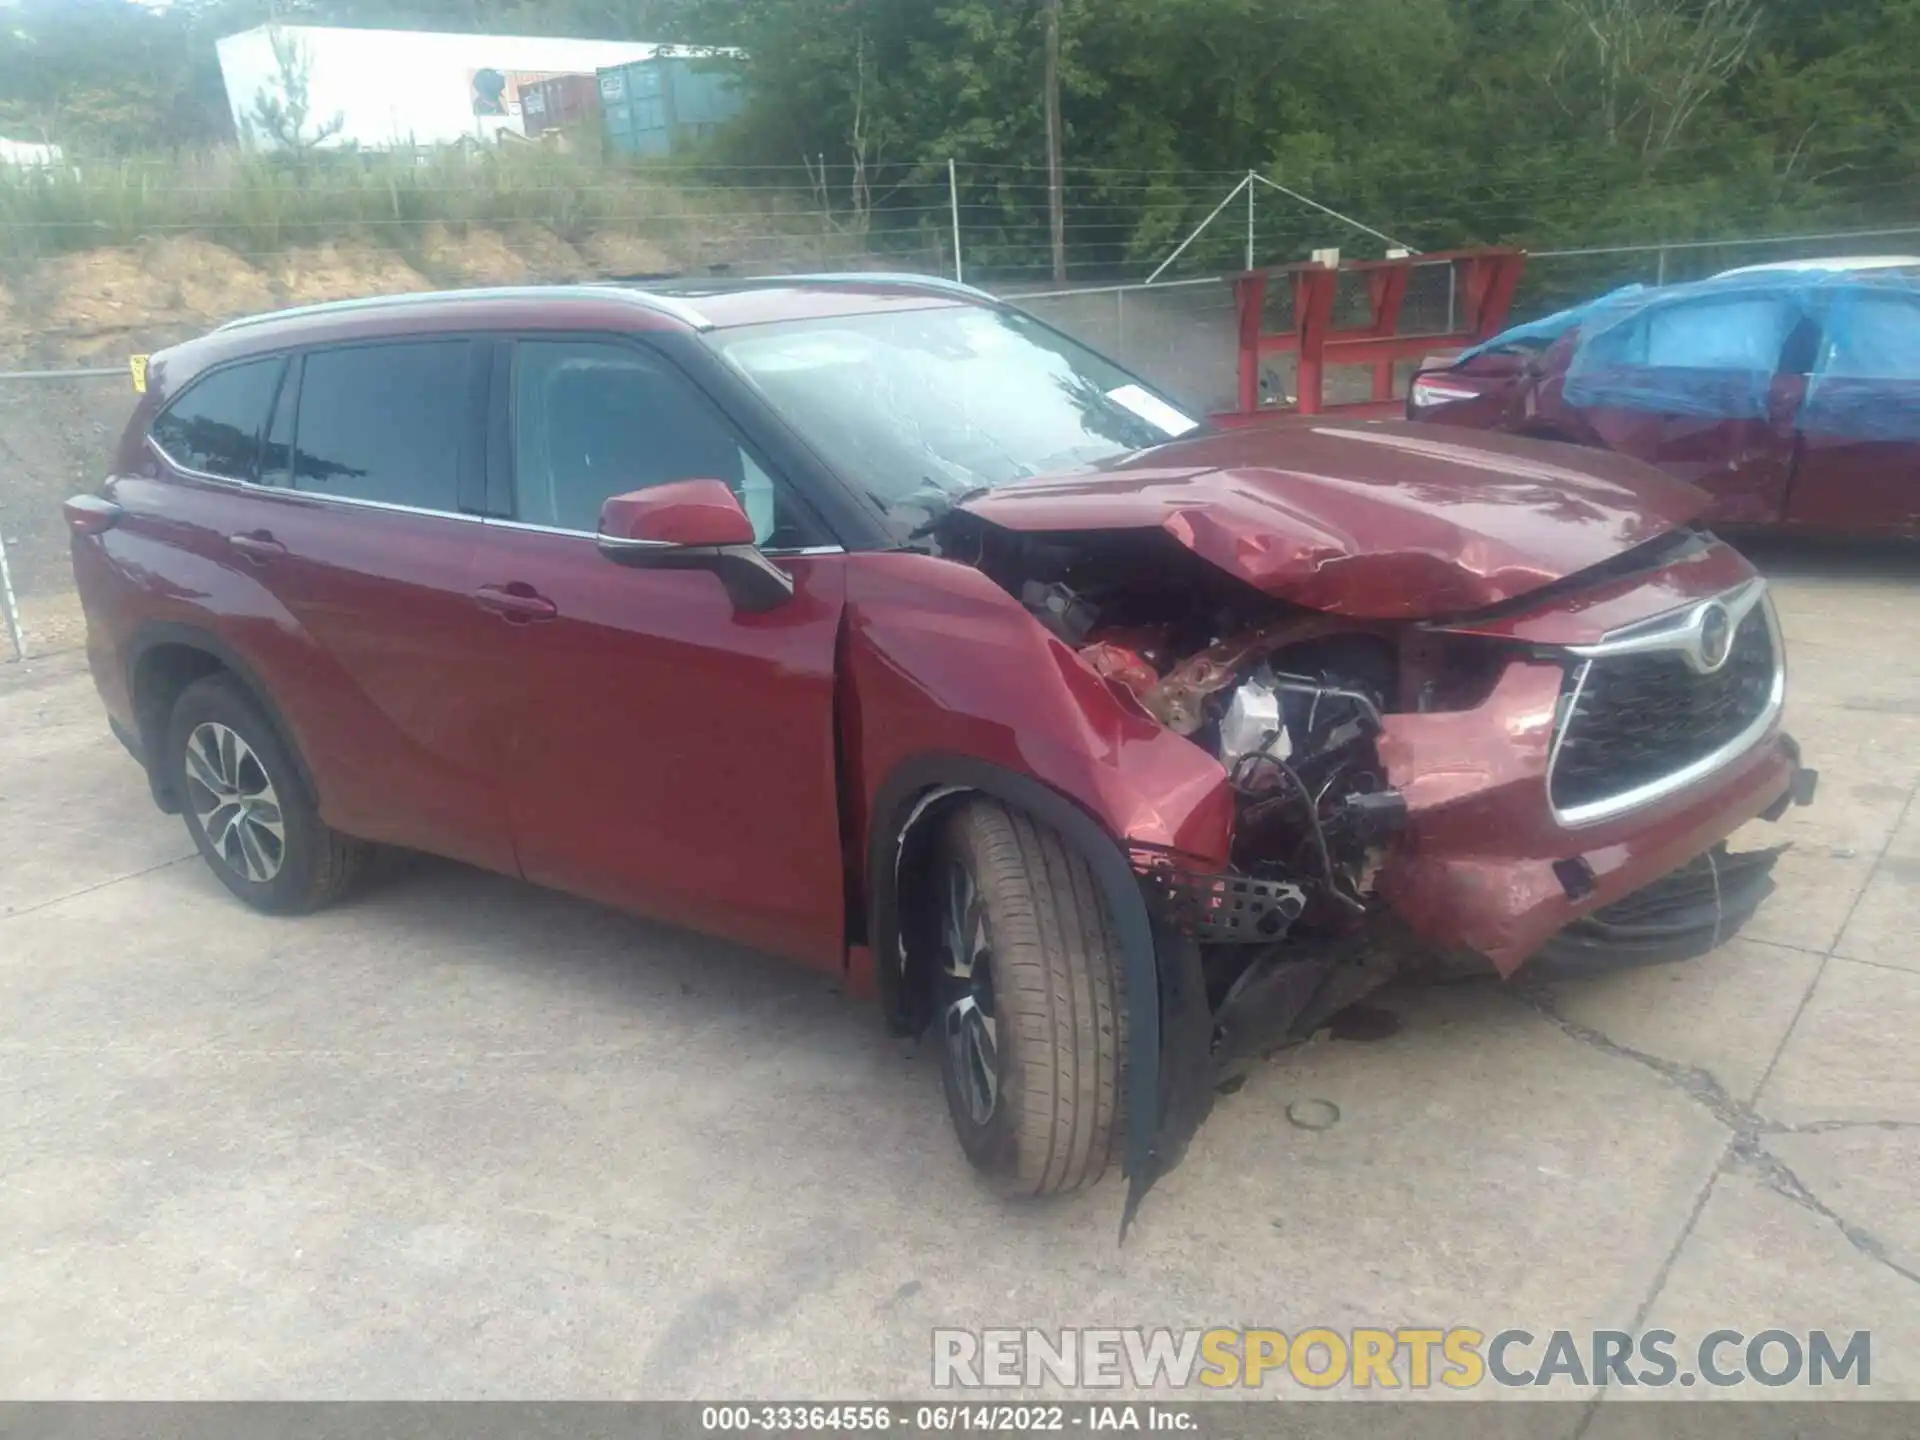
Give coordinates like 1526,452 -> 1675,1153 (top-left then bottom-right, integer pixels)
183,721 -> 286,883
938,859 -> 999,1125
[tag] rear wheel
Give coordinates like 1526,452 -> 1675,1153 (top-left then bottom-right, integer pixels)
932,799 -> 1126,1196
166,675 -> 367,914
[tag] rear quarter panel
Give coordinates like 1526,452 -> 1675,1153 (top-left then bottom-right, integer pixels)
88,472 -> 314,732
90,471 -> 513,874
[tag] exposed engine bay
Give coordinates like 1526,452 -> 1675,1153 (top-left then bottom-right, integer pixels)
934,518 -> 1517,1067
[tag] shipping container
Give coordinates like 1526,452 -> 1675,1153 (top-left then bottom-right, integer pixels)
215,26 -> 737,151
521,73 -> 601,137
598,56 -> 744,158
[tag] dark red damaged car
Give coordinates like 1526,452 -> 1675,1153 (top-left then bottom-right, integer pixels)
67,276 -> 1817,1220
1406,265 -> 1920,535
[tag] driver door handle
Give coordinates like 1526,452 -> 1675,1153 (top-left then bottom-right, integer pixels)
473,582 -> 558,623
228,531 -> 286,564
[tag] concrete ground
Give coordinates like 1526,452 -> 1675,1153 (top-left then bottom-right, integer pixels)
2,541 -> 1917,1408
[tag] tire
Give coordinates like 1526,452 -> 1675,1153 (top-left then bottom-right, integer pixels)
931,798 -> 1127,1196
165,674 -> 367,914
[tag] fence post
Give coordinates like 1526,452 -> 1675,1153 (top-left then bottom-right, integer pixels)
948,158 -> 964,284
1245,170 -> 1255,271
1656,245 -> 1668,286
0,529 -> 24,662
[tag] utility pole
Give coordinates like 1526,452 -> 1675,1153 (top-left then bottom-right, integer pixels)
1043,0 -> 1065,284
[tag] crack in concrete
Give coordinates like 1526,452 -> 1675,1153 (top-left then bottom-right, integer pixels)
1510,982 -> 1752,1126
1780,1117 -> 1920,1134
1513,982 -> 1920,1295
1724,1133 -> 1920,1288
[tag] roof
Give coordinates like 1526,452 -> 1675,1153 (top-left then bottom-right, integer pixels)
1714,255 -> 1920,278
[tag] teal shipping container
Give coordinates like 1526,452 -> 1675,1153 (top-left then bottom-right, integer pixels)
598,56 -> 744,157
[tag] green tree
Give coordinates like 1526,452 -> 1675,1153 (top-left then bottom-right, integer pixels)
244,26 -> 347,154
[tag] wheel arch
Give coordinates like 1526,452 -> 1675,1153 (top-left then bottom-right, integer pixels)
866,752 -> 1166,1217
126,623 -> 319,813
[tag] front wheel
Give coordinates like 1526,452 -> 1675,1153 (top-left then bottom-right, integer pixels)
932,799 -> 1127,1196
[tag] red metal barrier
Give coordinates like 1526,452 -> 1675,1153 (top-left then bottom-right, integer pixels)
1219,248 -> 1525,423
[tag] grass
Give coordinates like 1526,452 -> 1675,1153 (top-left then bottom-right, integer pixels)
0,145 -> 931,270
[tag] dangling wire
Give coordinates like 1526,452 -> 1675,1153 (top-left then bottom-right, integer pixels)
1707,845 -> 1724,952
1230,747 -> 1363,913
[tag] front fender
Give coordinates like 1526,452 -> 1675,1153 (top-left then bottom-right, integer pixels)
839,552 -> 1233,866
842,551 -> 1232,1230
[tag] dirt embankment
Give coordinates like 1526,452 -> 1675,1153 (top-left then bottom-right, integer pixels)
1,227 -> 688,369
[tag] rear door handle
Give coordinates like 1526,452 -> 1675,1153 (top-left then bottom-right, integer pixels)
228,531 -> 286,564
473,583 -> 558,623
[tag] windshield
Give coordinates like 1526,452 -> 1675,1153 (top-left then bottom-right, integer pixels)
707,303 -> 1200,530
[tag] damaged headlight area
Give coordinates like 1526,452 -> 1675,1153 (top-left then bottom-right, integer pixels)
953,523 -> 1504,1077
1121,644 -> 1428,1083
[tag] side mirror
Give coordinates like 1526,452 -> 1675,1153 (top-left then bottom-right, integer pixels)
595,480 -> 795,613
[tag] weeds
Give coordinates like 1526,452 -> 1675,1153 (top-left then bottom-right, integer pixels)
0,146 -> 905,270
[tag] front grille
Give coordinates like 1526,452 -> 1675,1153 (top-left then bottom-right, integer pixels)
1550,604 -> 1777,818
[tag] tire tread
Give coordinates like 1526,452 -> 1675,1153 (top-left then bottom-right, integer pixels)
944,799 -> 1127,1196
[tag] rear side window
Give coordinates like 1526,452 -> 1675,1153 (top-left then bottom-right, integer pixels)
293,341 -> 469,510
1584,296 -> 1797,372
149,358 -> 283,481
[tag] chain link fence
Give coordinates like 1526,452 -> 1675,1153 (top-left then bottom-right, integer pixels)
6,219 -> 1917,660
1520,224 -> 1920,317
1008,257 -> 1465,417
1006,277 -> 1242,414
0,370 -> 130,659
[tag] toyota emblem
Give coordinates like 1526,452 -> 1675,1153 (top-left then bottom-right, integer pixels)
1696,602 -> 1733,672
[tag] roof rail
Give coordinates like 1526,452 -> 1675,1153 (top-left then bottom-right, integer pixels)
215,291 -> 455,332
800,271 -> 998,302
633,271 -> 999,305
215,283 -> 713,334
602,286 -> 712,329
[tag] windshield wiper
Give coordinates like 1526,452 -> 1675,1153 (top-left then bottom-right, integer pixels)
903,479 -> 995,538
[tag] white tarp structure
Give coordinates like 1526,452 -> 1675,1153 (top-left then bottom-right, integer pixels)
215,25 -> 714,151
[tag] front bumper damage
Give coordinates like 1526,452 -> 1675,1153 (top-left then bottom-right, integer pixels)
1122,729 -> 1818,1233
1529,841 -> 1784,974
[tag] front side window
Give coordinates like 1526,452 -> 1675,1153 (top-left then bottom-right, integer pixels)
1816,293 -> 1920,378
149,357 -> 283,481
1801,290 -> 1920,442
708,304 -> 1199,531
511,338 -> 810,547
293,341 -> 469,510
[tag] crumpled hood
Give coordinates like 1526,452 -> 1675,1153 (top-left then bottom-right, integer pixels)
957,419 -> 1709,619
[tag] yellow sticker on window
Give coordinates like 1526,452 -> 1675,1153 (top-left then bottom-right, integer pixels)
129,354 -> 148,393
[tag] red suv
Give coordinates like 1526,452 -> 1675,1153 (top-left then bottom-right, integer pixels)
69,276 -> 1816,1218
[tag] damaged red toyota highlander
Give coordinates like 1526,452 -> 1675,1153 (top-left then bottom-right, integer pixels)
68,276 -> 1817,1221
